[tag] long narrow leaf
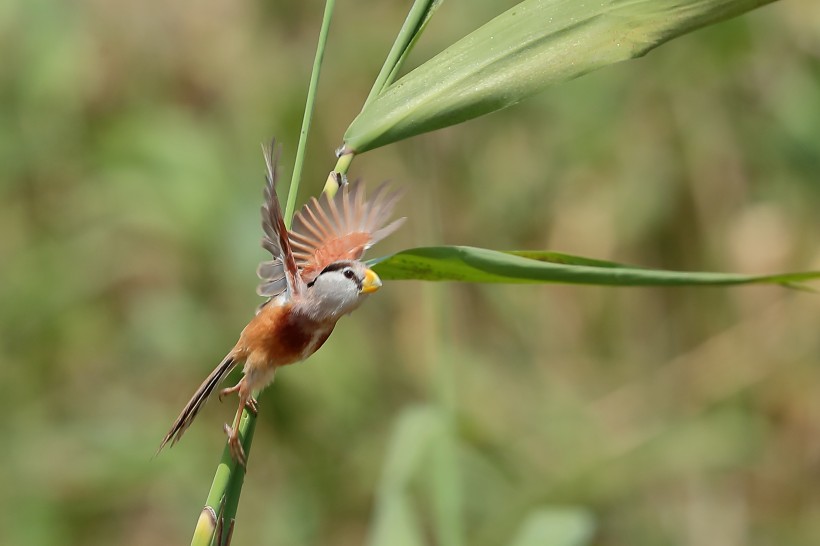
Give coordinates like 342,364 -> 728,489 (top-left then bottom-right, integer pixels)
344,0 -> 777,153
369,246 -> 820,287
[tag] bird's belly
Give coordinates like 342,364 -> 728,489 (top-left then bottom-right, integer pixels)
242,358 -> 278,392
237,303 -> 335,391
256,326 -> 333,367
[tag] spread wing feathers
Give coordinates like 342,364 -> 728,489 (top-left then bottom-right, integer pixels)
290,180 -> 405,284
158,354 -> 238,453
257,140 -> 302,300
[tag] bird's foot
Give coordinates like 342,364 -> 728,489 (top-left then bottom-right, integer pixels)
223,423 -> 247,467
244,397 -> 259,416
220,383 -> 257,414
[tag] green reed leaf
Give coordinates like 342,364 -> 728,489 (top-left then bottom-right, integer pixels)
344,0 -> 777,153
370,246 -> 820,288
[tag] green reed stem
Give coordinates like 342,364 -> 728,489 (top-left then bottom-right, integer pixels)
190,2 -> 336,545
284,0 -> 336,226
212,410 -> 257,546
361,0 -> 442,109
324,0 -> 441,198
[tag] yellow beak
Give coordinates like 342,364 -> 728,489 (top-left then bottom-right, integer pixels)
361,268 -> 382,294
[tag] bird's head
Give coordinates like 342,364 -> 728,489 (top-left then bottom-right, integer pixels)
303,260 -> 382,320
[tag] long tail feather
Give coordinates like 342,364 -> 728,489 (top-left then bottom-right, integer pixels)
158,354 -> 238,453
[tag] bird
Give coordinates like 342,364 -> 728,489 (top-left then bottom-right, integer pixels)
158,140 -> 404,466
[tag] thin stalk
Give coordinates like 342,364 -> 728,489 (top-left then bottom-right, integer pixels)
323,0 -> 442,198
322,151 -> 354,197
189,407 -> 257,546
191,450 -> 234,546
284,0 -> 336,226
190,2 -> 336,545
361,0 -> 443,109
214,410 -> 257,546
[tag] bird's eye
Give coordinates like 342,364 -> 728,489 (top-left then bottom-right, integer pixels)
343,269 -> 355,280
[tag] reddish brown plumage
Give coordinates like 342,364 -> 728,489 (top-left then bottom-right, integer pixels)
289,181 -> 404,285
292,232 -> 372,284
236,303 -> 335,369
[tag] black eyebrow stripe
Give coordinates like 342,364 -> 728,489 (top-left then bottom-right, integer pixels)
319,262 -> 351,275
306,261 -> 364,291
306,261 -> 354,288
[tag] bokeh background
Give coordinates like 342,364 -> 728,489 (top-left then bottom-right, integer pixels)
2,0 -> 820,544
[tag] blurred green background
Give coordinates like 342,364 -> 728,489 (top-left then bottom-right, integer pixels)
2,0 -> 820,544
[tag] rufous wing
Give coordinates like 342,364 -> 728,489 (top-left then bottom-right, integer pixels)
289,181 -> 405,284
257,140 -> 302,300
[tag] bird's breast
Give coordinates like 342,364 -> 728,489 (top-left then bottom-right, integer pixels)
239,302 -> 335,367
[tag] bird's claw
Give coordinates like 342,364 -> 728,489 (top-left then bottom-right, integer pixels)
224,423 -> 247,467
218,384 -> 241,403
245,397 -> 259,415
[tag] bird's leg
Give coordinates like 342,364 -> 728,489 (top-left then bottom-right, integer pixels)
218,382 -> 241,402
224,396 -> 248,467
219,381 -> 258,415
221,376 -> 255,466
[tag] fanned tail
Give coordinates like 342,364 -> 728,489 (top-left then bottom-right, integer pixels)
158,354 -> 239,454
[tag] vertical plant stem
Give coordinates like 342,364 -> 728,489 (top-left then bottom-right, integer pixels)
189,406 -> 257,546
322,151 -> 355,196
284,0 -> 336,226
190,2 -> 336,545
324,0 -> 442,198
214,410 -> 257,546
361,0 -> 442,109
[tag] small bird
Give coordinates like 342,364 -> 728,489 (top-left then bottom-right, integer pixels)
159,141 -> 404,465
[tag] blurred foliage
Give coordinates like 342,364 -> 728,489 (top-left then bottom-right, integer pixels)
1,0 -> 820,545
